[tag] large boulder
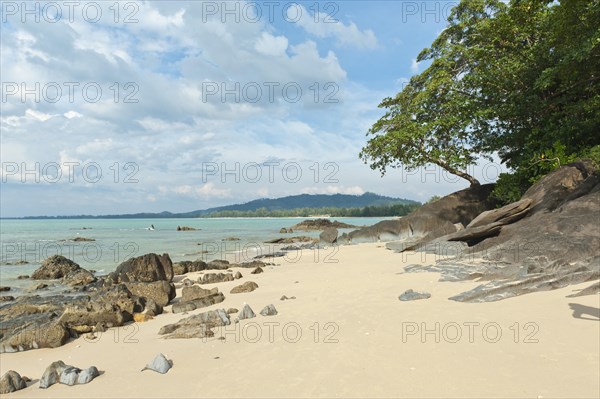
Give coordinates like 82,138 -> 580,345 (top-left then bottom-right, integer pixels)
319,228 -> 338,244
125,281 -> 175,307
31,255 -> 81,280
158,309 -> 230,339
111,253 -> 173,283
0,295 -> 72,353
404,161 -> 600,302
346,184 -> 496,243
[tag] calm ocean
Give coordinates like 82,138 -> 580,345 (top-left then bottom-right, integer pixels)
0,217 -> 389,289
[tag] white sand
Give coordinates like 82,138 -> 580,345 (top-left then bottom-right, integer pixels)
1,243 -> 598,398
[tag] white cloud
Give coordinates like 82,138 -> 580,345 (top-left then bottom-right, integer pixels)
293,5 -> 377,50
254,32 -> 288,56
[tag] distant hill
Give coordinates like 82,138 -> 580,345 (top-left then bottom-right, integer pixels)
18,193 -> 419,219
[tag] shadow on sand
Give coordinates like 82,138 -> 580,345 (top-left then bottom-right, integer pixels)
568,303 -> 600,321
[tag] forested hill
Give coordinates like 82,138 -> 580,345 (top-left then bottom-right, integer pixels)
18,193 -> 419,219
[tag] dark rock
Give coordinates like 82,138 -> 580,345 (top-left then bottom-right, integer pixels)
198,273 -> 234,285
33,283 -> 49,290
250,267 -> 263,274
260,304 -> 278,316
63,269 -> 96,286
142,353 -> 172,374
32,255 -> 81,280
125,281 -> 175,307
15,260 -> 29,265
280,295 -> 296,301
17,275 -> 29,279
111,253 -> 174,283
319,227 -> 338,244
346,184 -> 496,243
236,304 -> 256,321
0,296 -> 15,302
207,260 -> 230,270
234,271 -> 243,279
0,286 -> 10,292
172,292 -> 225,314
291,219 -> 357,231
0,371 -> 27,394
58,285 -> 139,333
254,251 -> 286,259
236,260 -> 268,269
159,309 -> 230,339
222,237 -> 240,241
177,226 -> 198,231
226,308 -> 239,314
72,237 -> 95,242
230,281 -> 258,294
173,260 -> 208,275
398,289 -> 431,301
279,227 -> 292,233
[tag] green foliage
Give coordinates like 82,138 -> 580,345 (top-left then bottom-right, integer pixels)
363,0 -> 600,191
202,203 -> 421,218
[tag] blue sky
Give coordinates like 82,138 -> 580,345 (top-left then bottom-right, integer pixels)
0,0 -> 503,217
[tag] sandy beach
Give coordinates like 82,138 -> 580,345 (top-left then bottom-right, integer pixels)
0,242 -> 598,398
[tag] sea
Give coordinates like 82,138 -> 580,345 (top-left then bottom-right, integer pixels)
0,217 -> 390,291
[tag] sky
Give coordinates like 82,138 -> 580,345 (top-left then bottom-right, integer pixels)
0,0 -> 504,217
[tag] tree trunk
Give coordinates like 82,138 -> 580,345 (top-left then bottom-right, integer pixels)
434,160 -> 481,186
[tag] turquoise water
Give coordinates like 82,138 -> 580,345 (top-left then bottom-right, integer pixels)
0,217 -> 389,288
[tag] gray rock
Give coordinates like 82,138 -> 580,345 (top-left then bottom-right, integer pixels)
319,227 -> 338,244
77,366 -> 99,384
159,309 -> 230,339
398,289 -> 431,301
234,271 -> 243,279
237,304 -> 256,321
250,267 -> 263,274
142,353 -> 172,374
226,308 -> 239,314
260,304 -> 278,316
0,370 -> 27,394
59,367 -> 81,386
280,295 -> 296,301
406,161 -> 600,302
230,281 -> 258,294
40,360 -> 69,389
